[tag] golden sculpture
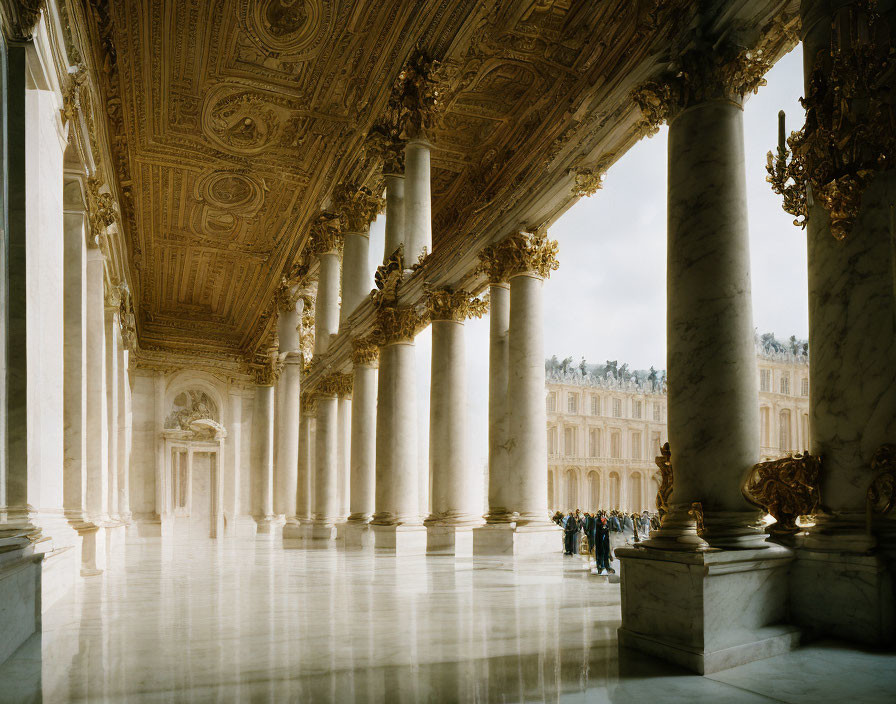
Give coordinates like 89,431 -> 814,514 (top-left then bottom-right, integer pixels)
743,452 -> 822,535
424,287 -> 489,322
654,442 -> 673,518
767,2 -> 894,240
867,443 -> 896,515
477,231 -> 559,282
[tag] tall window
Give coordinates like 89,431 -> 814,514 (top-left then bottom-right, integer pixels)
547,427 -> 558,455
631,432 -> 642,460
609,472 -> 621,509
653,403 -> 661,422
760,407 -> 770,446
651,431 -> 661,454
591,395 -> 599,415
546,392 -> 556,412
801,377 -> 809,396
780,374 -> 790,395
760,368 -> 771,392
612,398 -> 622,418
588,428 -> 601,458
632,400 -> 642,419
779,409 -> 792,451
565,469 -> 578,510
628,473 -> 643,512
588,472 -> 600,511
564,427 -> 576,456
567,393 -> 578,414
610,431 -> 621,458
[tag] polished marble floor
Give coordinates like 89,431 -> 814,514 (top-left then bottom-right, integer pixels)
1,538 -> 894,703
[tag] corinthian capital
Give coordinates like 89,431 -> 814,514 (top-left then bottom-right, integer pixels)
372,305 -> 428,345
425,287 -> 489,322
318,372 -> 353,398
307,212 -> 343,257
391,48 -> 448,141
332,182 -> 385,233
478,231 -> 559,283
352,338 -> 380,366
633,43 -> 771,131
366,120 -> 405,175
86,177 -> 117,238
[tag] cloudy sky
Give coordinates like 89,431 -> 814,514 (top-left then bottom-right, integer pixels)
366,45 -> 809,487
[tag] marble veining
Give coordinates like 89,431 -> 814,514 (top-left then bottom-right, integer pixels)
0,539 -> 893,703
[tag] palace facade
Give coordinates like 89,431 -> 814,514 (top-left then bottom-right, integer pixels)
546,336 -> 810,514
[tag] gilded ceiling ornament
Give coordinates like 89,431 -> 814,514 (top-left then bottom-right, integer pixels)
654,442 -> 673,518
478,231 -> 559,281
317,372 -> 353,397
867,443 -> 896,515
104,280 -> 122,309
570,167 -> 605,198
206,90 -> 281,154
743,452 -> 822,535
238,0 -> 329,58
424,287 -> 488,322
767,2 -> 894,241
632,42 -> 770,129
332,182 -> 385,233
351,338 -> 379,366
86,177 -> 117,237
371,305 -> 429,345
307,212 -> 343,256
118,281 -> 137,351
392,47 -> 448,141
0,0 -> 45,40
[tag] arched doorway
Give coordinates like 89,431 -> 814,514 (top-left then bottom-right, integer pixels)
565,468 -> 578,510
628,472 -> 643,512
609,472 -> 620,509
587,471 -> 600,511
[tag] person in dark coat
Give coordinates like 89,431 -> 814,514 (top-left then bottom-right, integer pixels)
593,512 -> 613,575
563,512 -> 578,555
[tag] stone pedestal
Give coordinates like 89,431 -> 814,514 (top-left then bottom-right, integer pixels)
426,524 -> 475,557
281,521 -> 305,547
616,546 -> 799,675
472,524 -> 561,556
311,393 -> 339,547
344,521 -> 373,549
0,550 -> 42,666
372,524 -> 427,555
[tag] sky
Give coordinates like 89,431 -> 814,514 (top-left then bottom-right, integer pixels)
365,45 -> 809,491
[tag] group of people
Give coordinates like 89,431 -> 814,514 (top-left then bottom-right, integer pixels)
552,509 -> 660,575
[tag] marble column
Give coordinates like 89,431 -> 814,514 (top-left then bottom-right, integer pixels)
403,139 -> 431,264
484,281 -> 511,523
311,375 -> 342,545
383,173 -> 405,259
104,293 -> 121,525
425,289 -> 487,555
275,289 -> 304,531
85,246 -> 109,526
297,396 -> 316,529
310,215 -> 342,357
254,376 -> 276,534
226,387 -> 245,536
618,44 -> 798,675
117,344 -> 131,523
788,0 -> 896,645
346,341 -> 378,548
335,181 -> 382,322
337,392 -> 352,526
371,307 -> 426,553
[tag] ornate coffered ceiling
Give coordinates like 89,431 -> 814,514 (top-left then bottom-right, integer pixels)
75,0 -> 800,367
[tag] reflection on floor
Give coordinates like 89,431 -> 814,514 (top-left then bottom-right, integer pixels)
0,539 -> 893,703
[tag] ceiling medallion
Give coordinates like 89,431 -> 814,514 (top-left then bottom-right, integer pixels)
238,0 -> 331,58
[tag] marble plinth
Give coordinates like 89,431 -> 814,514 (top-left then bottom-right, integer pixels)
426,525 -> 475,556
472,523 -> 560,556
0,550 -> 41,666
617,545 -> 799,674
372,524 -> 427,555
281,522 -> 305,548
344,521 -> 373,549
791,549 -> 894,645
224,515 -> 258,539
308,522 -> 338,547
254,517 -> 284,539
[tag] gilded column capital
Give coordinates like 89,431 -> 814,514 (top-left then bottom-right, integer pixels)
478,231 -> 559,283
352,338 -> 380,367
86,176 -> 117,238
317,372 -> 353,398
372,305 -> 429,345
424,287 -> 489,322
254,363 -> 278,387
391,48 -> 448,142
104,280 -> 122,310
366,120 -> 405,175
118,281 -> 137,351
633,43 -> 771,133
372,244 -> 405,306
307,212 -> 343,256
332,182 -> 385,233
301,395 -> 318,416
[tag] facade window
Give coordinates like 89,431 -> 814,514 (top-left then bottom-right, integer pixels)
779,409 -> 792,451
610,431 -> 621,459
546,392 -> 556,413
565,469 -> 578,510
651,431 -> 661,454
588,472 -> 600,510
547,427 -> 558,455
801,377 -> 809,397
632,400 -> 642,419
631,431 -> 642,460
591,395 -> 599,415
760,368 -> 771,392
653,403 -> 661,422
567,393 -> 578,414
589,428 -> 601,458
760,407 -> 770,447
564,427 -> 576,457
780,374 -> 790,395
612,398 -> 622,418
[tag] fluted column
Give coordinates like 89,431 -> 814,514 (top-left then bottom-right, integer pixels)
309,214 -> 342,357
404,140 -> 431,264
117,343 -> 131,522
383,174 -> 405,259
334,183 -> 384,323
311,374 -> 344,544
85,245 -> 109,524
104,289 -> 121,523
348,342 -> 378,531
337,384 -> 352,522
637,45 -> 767,551
274,286 -> 304,521
254,369 -> 276,533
